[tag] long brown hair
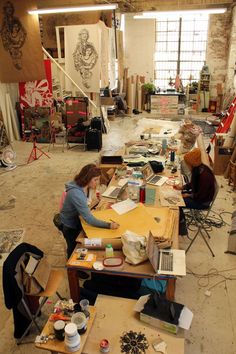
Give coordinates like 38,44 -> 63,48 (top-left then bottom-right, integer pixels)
74,164 -> 101,187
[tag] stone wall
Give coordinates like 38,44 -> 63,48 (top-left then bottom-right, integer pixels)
225,6 -> 236,96
206,11 -> 231,98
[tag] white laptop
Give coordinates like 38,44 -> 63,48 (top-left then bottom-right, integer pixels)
141,162 -> 168,186
102,183 -> 127,199
146,232 -> 186,276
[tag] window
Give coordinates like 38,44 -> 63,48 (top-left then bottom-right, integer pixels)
154,16 -> 208,89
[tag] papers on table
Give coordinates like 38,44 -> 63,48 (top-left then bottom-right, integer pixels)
111,198 -> 137,215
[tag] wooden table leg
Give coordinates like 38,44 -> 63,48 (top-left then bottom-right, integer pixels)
166,278 -> 176,301
67,268 -> 80,302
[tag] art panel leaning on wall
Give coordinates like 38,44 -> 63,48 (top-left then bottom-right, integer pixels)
0,0 -> 45,83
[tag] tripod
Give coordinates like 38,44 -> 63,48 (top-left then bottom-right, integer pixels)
27,134 -> 50,164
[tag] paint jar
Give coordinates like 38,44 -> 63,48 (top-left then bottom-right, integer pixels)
54,320 -> 65,341
71,312 -> 87,335
100,339 -> 110,353
105,244 -> 114,258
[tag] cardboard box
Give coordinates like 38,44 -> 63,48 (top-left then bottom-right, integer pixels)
101,97 -> 115,106
213,147 -> 233,175
134,295 -> 193,335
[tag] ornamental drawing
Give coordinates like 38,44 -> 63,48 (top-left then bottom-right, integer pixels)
73,28 -> 98,89
0,1 -> 26,70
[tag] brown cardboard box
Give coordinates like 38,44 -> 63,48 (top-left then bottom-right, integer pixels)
101,97 -> 115,105
213,146 -> 233,175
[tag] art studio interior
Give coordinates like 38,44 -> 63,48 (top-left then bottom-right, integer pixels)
1,0 -> 236,354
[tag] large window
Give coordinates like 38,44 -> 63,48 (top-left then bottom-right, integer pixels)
154,16 -> 209,89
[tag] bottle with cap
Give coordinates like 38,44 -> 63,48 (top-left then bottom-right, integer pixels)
105,244 -> 114,258
139,185 -> 146,203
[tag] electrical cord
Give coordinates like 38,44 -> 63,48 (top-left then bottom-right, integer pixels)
187,267 -> 236,290
185,209 -> 232,236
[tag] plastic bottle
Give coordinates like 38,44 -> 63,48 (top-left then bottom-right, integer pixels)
105,244 -> 114,258
139,185 -> 146,203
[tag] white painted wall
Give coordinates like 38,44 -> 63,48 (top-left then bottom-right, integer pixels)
124,14 -> 155,82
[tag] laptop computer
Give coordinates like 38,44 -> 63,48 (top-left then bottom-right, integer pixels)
146,232 -> 186,276
141,162 -> 168,186
102,183 -> 127,199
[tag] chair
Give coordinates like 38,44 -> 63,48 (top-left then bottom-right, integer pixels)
3,243 -> 64,344
185,181 -> 219,257
17,269 -> 64,344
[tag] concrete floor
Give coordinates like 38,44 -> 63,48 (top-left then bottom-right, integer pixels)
0,115 -> 236,354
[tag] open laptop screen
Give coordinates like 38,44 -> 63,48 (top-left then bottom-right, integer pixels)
142,163 -> 153,181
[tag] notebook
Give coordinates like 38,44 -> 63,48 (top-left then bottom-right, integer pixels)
141,163 -> 168,186
146,233 -> 186,276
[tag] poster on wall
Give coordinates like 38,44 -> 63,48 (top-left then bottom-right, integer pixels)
65,24 -> 101,93
0,0 -> 45,83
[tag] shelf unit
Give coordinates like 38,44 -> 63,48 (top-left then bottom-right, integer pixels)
197,71 -> 210,112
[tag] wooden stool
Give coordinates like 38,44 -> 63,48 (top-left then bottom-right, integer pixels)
228,160 -> 236,190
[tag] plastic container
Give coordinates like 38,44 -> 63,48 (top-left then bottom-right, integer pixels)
71,312 -> 87,334
127,179 -> 140,200
64,323 -> 80,352
105,244 -> 114,258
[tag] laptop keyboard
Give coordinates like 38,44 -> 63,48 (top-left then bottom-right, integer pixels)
161,252 -> 173,271
150,175 -> 161,184
110,187 -> 121,197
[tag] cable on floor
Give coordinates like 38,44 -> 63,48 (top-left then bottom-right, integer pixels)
187,267 -> 236,290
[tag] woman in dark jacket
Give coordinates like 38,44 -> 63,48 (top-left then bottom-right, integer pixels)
175,148 -> 216,236
175,148 -> 216,209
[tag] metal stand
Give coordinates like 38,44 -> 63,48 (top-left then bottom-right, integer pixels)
27,136 -> 50,164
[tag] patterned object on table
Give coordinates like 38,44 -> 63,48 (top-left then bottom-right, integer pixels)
120,330 -> 149,354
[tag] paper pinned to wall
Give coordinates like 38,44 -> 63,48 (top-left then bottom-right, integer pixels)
0,0 -> 45,83
65,24 -> 101,93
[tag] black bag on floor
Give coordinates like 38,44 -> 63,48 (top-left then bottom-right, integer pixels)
91,117 -> 102,131
86,129 -> 102,151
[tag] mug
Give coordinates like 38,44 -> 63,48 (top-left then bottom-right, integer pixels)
54,320 -> 65,341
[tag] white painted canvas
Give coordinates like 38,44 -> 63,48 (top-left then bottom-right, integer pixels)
109,27 -> 116,90
65,25 -> 101,93
99,21 -> 109,88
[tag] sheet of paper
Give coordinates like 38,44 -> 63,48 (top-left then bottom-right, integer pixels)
111,198 -> 137,215
159,186 -> 185,207
81,203 -> 161,239
25,256 -> 39,275
178,306 -> 194,330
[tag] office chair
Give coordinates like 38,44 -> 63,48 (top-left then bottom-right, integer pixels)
185,181 -> 219,257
